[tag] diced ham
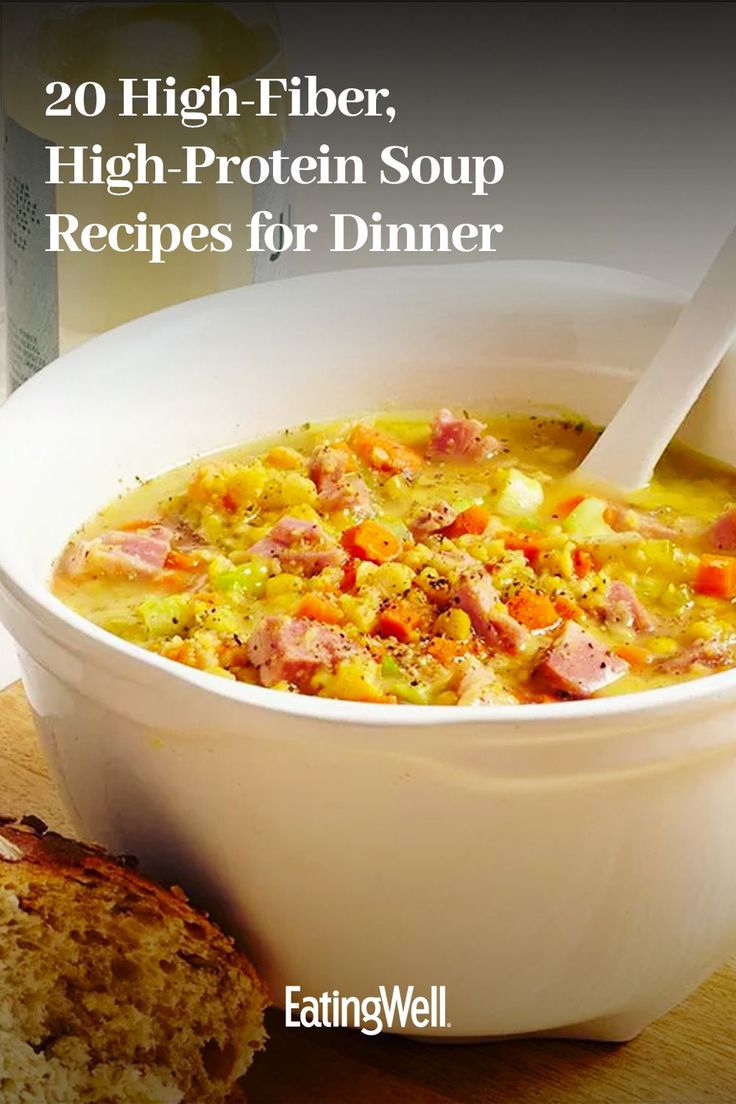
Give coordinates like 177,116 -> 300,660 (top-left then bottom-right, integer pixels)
605,504 -> 680,541
309,444 -> 374,518
453,568 -> 529,653
633,517 -> 681,540
535,621 -> 628,698
707,506 -> 736,552
657,640 -> 735,675
409,501 -> 458,540
456,657 -> 516,705
249,516 -> 346,575
428,409 -> 501,462
62,524 -> 173,579
247,615 -> 355,691
434,547 -> 481,574
320,476 -> 374,516
171,521 -> 205,551
310,444 -> 351,488
604,581 -> 654,632
249,516 -> 316,558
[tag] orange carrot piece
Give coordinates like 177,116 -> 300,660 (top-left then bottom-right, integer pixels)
221,491 -> 238,514
376,601 -> 425,643
297,593 -> 345,624
348,423 -> 423,475
427,636 -> 466,665
119,519 -> 159,531
572,547 -> 595,578
161,640 -> 189,664
694,554 -> 736,598
506,587 -> 561,631
164,549 -> 200,572
341,558 -> 360,592
552,594 -> 582,621
152,570 -> 193,593
615,643 -> 652,668
328,441 -> 357,469
554,494 -> 585,518
342,520 -> 401,563
503,532 -> 544,566
444,504 -> 491,538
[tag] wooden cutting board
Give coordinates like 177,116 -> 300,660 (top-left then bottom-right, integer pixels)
2,679 -> 735,1103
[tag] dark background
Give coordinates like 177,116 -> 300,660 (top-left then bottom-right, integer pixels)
281,1 -> 736,288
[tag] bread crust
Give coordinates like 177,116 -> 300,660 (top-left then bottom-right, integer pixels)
0,815 -> 267,1000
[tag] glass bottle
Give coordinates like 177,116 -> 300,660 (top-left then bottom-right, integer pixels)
2,2 -> 291,389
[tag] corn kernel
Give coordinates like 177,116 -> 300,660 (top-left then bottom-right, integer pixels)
403,544 -> 434,570
462,538 -> 491,562
188,460 -> 266,511
493,550 -> 535,589
197,508 -> 224,544
371,561 -> 415,597
284,472 -> 318,505
310,566 -> 344,593
238,524 -> 271,551
316,658 -> 386,703
648,636 -> 679,656
685,619 -> 719,642
555,543 -> 575,581
415,565 -> 452,604
197,605 -> 244,635
383,474 -> 407,501
265,574 -> 304,598
261,471 -> 317,510
288,502 -> 322,524
228,461 -> 268,507
269,594 -> 302,615
341,594 -> 380,632
435,607 -> 472,641
356,561 -> 379,588
266,446 -> 305,470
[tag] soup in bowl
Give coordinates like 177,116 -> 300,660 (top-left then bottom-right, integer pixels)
53,409 -> 736,706
1,262 -> 736,1041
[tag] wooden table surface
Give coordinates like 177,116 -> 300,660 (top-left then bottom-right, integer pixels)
2,680 -> 735,1104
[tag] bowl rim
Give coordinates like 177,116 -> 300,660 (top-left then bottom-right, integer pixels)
3,258 -> 736,731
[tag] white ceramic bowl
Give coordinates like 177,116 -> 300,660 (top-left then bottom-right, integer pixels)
2,262 -> 736,1042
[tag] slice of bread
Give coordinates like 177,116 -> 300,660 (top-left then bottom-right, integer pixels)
0,816 -> 267,1104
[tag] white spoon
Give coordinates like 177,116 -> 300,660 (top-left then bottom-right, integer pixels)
577,225 -> 736,491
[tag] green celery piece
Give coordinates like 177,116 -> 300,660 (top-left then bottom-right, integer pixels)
449,495 -> 483,512
210,557 -> 269,598
199,604 -> 244,635
381,654 -> 402,678
379,657 -> 430,703
379,653 -> 430,703
138,594 -> 193,637
563,497 -> 613,539
388,678 -> 431,705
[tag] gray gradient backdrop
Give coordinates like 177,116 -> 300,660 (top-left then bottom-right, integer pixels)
280,1 -> 736,290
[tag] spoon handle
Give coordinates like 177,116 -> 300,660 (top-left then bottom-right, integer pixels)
579,225 -> 736,491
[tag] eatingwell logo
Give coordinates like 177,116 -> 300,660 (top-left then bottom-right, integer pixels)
284,985 -> 449,1036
